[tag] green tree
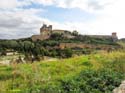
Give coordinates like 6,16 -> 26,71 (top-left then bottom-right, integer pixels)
62,48 -> 73,58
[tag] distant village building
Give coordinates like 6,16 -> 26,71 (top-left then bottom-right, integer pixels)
0,50 -> 18,56
6,51 -> 18,56
31,24 -> 118,42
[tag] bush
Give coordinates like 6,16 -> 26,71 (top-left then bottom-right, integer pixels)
82,61 -> 93,67
61,48 -> 73,58
59,69 -> 124,93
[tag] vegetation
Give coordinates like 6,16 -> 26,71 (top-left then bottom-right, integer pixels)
0,39 -> 74,60
0,35 -> 120,62
0,35 -> 124,92
0,50 -> 125,92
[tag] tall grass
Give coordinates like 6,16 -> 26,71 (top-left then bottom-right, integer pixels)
0,50 -> 125,92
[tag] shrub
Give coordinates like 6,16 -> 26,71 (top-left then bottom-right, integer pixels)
60,69 -> 124,93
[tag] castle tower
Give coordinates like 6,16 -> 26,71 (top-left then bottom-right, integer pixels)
40,24 -> 52,34
112,32 -> 117,37
112,32 -> 118,42
39,24 -> 53,40
40,24 -> 47,34
48,25 -> 52,31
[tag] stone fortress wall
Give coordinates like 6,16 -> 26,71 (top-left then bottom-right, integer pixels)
31,24 -> 118,42
58,43 -> 119,51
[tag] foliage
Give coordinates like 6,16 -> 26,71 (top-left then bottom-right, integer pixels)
50,33 -> 63,40
0,35 -> 121,61
0,51 -> 125,92
60,69 -> 123,93
61,48 -> 73,58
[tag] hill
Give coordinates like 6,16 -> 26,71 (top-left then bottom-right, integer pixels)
119,38 -> 125,43
0,24 -> 123,63
0,34 -> 121,62
0,24 -> 125,93
0,33 -> 122,63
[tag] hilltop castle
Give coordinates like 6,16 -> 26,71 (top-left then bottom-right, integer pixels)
31,24 -> 118,42
31,24 -> 76,41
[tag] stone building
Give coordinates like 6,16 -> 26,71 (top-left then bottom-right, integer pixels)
32,24 -> 52,41
31,24 -> 75,41
31,24 -> 118,42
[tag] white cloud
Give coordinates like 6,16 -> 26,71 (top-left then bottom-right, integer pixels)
32,0 -> 55,5
0,0 -> 32,9
0,0 -> 18,9
30,0 -> 115,13
44,0 -> 125,38
83,0 -> 125,38
0,8 -> 44,39
0,0 -> 125,39
43,0 -> 125,38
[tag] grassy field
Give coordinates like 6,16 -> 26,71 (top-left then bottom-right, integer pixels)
0,50 -> 125,93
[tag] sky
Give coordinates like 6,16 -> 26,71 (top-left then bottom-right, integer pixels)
0,0 -> 125,39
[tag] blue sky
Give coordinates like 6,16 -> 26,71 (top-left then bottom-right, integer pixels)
0,0 -> 125,39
